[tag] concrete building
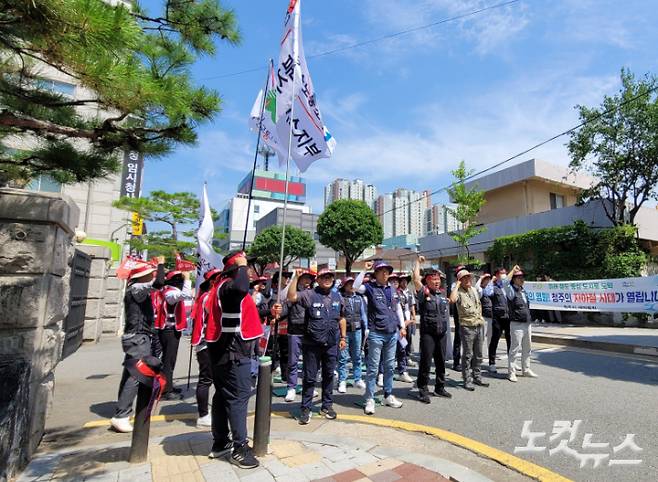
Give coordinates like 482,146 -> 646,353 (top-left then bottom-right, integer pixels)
216,169 -> 310,251
255,208 -> 337,267
427,203 -> 462,235
364,184 -> 377,209
324,177 -> 377,208
418,158 -> 658,262
375,193 -> 394,239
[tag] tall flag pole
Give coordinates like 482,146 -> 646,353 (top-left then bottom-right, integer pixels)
195,183 -> 223,292
243,60 -> 275,249
264,0 -> 335,302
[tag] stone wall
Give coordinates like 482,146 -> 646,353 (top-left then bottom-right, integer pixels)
0,188 -> 79,480
78,245 -> 111,342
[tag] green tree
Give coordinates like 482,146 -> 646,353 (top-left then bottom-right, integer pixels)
568,69 -> 658,226
249,225 -> 316,274
317,200 -> 383,275
113,190 -> 220,258
0,0 -> 239,185
446,160 -> 486,265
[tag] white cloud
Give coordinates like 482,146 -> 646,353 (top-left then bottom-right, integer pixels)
303,68 -> 621,206
360,0 -> 529,56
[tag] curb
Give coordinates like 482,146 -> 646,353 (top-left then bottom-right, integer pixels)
272,411 -> 572,482
531,333 -> 658,358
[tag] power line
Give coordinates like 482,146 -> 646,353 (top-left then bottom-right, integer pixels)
378,83 -> 658,218
201,0 -> 521,81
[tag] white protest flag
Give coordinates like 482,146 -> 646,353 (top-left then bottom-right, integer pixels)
273,0 -> 336,172
249,62 -> 288,164
195,183 -> 223,291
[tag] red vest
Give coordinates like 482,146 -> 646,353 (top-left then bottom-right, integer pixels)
191,291 -> 209,346
151,290 -> 165,329
206,278 -> 264,342
155,286 -> 187,331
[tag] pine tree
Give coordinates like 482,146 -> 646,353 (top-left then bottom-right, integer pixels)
0,0 -> 239,185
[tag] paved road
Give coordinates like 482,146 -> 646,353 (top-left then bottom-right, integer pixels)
46,334 -> 658,482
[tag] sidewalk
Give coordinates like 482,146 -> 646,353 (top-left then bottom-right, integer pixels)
24,337 -> 542,482
19,415 -> 528,482
531,323 -> 658,357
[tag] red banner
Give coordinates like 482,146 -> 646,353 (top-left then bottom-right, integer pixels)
175,252 -> 196,272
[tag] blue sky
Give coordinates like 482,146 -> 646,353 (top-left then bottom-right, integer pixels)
141,0 -> 658,213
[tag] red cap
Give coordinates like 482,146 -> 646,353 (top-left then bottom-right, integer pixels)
512,270 -> 525,277
129,261 -> 156,280
204,268 -> 222,281
165,270 -> 182,280
317,268 -> 335,278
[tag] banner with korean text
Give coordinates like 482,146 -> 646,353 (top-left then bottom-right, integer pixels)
525,276 -> 658,314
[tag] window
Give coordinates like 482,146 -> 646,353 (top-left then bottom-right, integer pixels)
550,193 -> 565,210
253,204 -> 260,214
26,174 -> 62,193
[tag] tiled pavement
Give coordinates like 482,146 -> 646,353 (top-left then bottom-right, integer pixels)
18,424 -> 498,482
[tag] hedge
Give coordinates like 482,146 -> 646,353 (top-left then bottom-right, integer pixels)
486,221 -> 647,280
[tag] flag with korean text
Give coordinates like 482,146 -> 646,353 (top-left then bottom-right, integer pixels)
273,0 -> 336,172
195,184 -> 223,291
249,61 -> 288,165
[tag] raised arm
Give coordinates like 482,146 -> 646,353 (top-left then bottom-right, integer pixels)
412,256 -> 424,291
449,279 -> 461,304
287,269 -> 301,303
352,261 -> 372,293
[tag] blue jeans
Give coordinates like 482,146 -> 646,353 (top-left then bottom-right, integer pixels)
338,330 -> 363,383
365,330 -> 397,400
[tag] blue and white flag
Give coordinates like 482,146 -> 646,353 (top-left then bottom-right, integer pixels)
272,0 -> 336,173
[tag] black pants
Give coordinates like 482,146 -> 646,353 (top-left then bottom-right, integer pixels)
159,328 -> 181,393
489,318 -> 511,365
301,341 -> 337,411
417,330 -> 446,391
151,332 -> 162,358
210,357 -> 252,448
196,348 -> 213,417
452,307 -> 461,365
115,333 -> 152,417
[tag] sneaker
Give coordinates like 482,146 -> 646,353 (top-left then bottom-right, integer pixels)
474,379 -> 490,387
208,439 -> 232,459
397,372 -> 413,383
418,388 -> 431,404
299,407 -> 311,425
110,416 -> 133,433
320,406 -> 337,420
313,389 -> 320,398
376,374 -> 384,387
407,359 -> 418,368
172,387 -> 183,394
463,382 -> 475,391
523,369 -> 538,378
196,414 -> 212,428
488,364 -> 497,374
230,445 -> 259,469
337,381 -> 347,393
384,394 -> 403,408
508,372 -> 518,383
273,366 -> 281,375
452,362 -> 462,371
284,388 -> 297,403
355,379 -> 366,390
364,398 -> 376,415
433,387 -> 452,398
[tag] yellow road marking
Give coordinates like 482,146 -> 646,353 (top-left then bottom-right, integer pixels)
85,411 -> 570,481
273,411 -> 572,482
